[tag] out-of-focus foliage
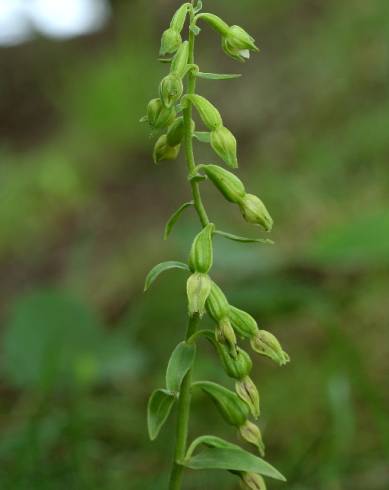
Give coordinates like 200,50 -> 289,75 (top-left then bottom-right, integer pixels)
0,0 -> 388,488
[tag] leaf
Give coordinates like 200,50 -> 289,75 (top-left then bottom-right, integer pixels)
157,57 -> 173,64
147,389 -> 176,441
186,435 -> 243,459
182,447 -> 286,481
139,115 -> 148,123
144,261 -> 190,291
166,342 -> 196,392
215,230 -> 274,245
194,0 -> 203,14
196,72 -> 242,80
164,202 -> 194,240
193,131 -> 211,143
190,25 -> 201,36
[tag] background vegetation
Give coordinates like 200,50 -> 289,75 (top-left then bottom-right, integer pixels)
0,0 -> 388,488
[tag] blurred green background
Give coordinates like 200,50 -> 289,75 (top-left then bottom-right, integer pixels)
1,0 -> 388,488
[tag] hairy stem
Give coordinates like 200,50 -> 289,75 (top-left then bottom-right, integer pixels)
168,6 -> 209,489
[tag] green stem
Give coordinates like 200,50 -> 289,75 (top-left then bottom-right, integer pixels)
168,5 -> 209,489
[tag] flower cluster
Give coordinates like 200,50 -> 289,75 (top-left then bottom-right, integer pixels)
142,3 -> 289,489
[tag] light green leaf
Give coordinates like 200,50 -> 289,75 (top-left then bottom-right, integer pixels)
164,202 -> 194,240
186,435 -> 243,459
194,0 -> 203,14
193,131 -> 211,143
147,389 -> 176,441
182,447 -> 286,481
215,230 -> 274,245
190,25 -> 201,36
166,341 -> 196,392
157,57 -> 173,63
144,261 -> 190,291
196,72 -> 242,80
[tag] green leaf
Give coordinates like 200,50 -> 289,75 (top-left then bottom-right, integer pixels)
215,230 -> 274,245
144,261 -> 190,291
193,131 -> 211,143
194,0 -> 203,14
157,57 -> 173,64
196,72 -> 242,80
147,389 -> 176,441
186,435 -> 243,459
164,201 -> 194,240
182,447 -> 286,481
190,25 -> 201,36
139,115 -> 148,123
166,341 -> 196,392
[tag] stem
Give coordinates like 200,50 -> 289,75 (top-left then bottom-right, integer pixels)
169,314 -> 200,490
168,5 -> 209,489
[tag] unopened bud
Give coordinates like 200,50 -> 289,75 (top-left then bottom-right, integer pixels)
147,98 -> 176,130
235,376 -> 260,419
216,317 -> 237,358
239,420 -> 265,456
196,13 -> 230,36
160,28 -> 182,56
189,223 -> 215,273
206,281 -> 229,322
170,3 -> 191,33
183,94 -> 222,130
250,330 -> 290,366
186,272 -> 212,318
210,126 -> 238,168
228,306 -> 258,339
159,74 -> 184,108
239,473 -> 267,490
222,25 -> 259,62
171,41 -> 189,78
216,344 -> 252,380
200,164 -> 245,203
166,117 -> 185,146
238,194 -> 273,232
153,135 -> 180,164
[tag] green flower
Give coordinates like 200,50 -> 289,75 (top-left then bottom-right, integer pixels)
222,25 -> 259,62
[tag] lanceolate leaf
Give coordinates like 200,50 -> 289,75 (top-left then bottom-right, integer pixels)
215,230 -> 274,245
186,435 -> 243,459
166,341 -> 196,392
164,202 -> 194,240
147,389 -> 176,441
183,447 -> 286,481
144,261 -> 189,291
193,131 -> 211,143
196,72 -> 242,80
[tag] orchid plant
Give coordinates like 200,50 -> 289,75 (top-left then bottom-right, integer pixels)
141,2 -> 289,489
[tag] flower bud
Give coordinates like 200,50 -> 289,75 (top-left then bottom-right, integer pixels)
216,317 -> 237,358
197,381 -> 250,428
235,376 -> 260,419
159,74 -> 184,108
171,41 -> 189,78
166,117 -> 185,146
189,223 -> 215,273
228,306 -> 259,339
206,281 -> 229,322
153,135 -> 180,164
238,194 -> 273,232
196,13 -> 230,36
239,473 -> 267,490
170,3 -> 191,33
183,94 -> 222,130
147,98 -> 176,130
186,272 -> 212,318
216,344 -> 252,380
239,420 -> 265,456
160,28 -> 182,56
222,25 -> 259,62
210,126 -> 238,168
200,164 -> 245,203
250,330 -> 290,366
